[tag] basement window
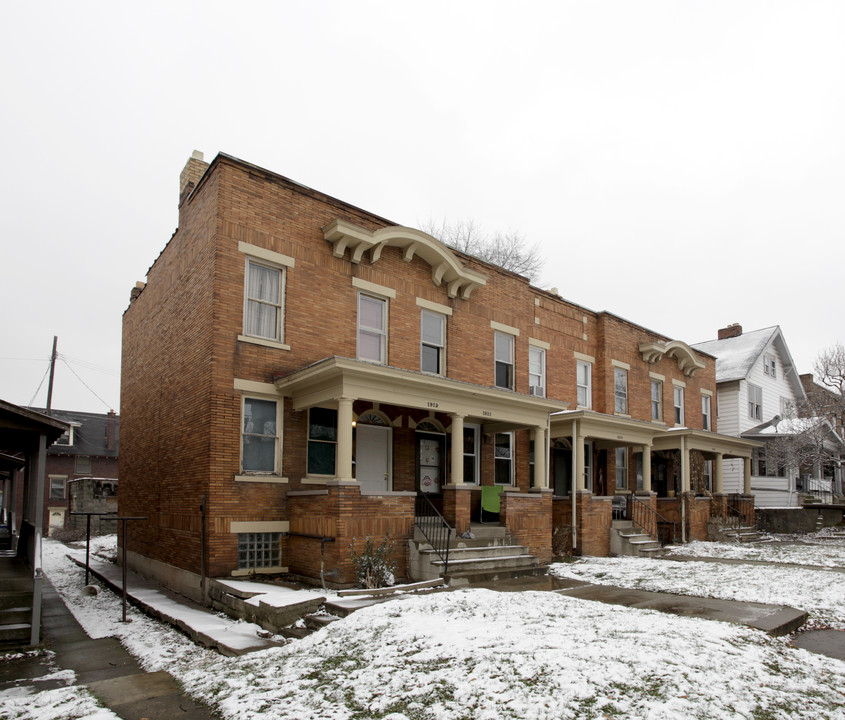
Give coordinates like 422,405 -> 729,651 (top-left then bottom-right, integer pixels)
237,532 -> 281,570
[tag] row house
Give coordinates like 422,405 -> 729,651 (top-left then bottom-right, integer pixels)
119,152 -> 758,600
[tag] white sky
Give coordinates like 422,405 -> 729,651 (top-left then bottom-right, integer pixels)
2,1 -> 843,413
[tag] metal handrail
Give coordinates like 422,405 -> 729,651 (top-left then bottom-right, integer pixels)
725,493 -> 754,529
801,478 -> 835,505
627,494 -> 676,546
414,493 -> 452,575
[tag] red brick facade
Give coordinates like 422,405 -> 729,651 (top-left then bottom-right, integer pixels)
120,152 -> 745,595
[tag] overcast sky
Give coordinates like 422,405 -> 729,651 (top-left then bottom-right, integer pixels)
2,1 -> 843,414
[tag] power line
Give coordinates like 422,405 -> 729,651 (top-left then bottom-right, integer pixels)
59,353 -> 119,376
27,365 -> 51,406
59,357 -> 113,410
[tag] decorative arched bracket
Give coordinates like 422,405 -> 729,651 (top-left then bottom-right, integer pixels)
639,340 -> 706,377
324,219 -> 487,299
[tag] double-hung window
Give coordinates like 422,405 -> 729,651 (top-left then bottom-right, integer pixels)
764,354 -> 777,378
494,432 -> 513,485
421,310 -> 446,374
49,476 -> 67,500
577,361 -> 592,408
244,259 -> 284,342
651,380 -> 663,421
748,383 -> 762,421
702,394 -> 712,431
495,332 -> 514,390
614,368 -> 628,414
307,407 -> 337,475
358,293 -> 387,364
528,346 -> 545,396
242,397 -> 279,473
674,386 -> 685,425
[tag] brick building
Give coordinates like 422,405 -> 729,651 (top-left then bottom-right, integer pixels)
120,151 -> 757,601
18,408 -> 119,535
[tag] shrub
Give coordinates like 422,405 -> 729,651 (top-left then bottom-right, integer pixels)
349,535 -> 396,588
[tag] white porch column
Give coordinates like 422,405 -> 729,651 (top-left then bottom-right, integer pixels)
680,436 -> 690,493
743,457 -> 752,495
533,425 -> 547,489
336,397 -> 355,483
449,413 -> 465,485
641,445 -> 652,493
714,453 -> 724,494
574,424 -> 586,491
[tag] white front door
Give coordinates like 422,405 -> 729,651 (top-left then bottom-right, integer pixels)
356,424 -> 391,494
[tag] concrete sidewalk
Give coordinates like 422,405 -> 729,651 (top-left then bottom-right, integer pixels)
1,578 -> 222,720
466,574 -> 808,636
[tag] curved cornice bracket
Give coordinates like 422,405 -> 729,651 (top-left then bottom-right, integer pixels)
325,219 -> 487,297
639,340 -> 706,377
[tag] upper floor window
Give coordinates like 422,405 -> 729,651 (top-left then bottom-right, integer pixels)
577,361 -> 592,408
764,354 -> 777,378
75,456 -> 91,475
420,310 -> 446,375
748,383 -> 762,421
242,397 -> 279,473
702,394 -> 712,431
55,426 -> 74,446
244,259 -> 285,343
528,346 -> 546,397
614,368 -> 628,414
307,407 -> 337,475
674,386 -> 685,425
49,476 -> 67,500
495,332 -> 514,389
358,293 -> 387,364
651,380 -> 663,421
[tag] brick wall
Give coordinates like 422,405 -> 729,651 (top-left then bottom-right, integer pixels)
501,491 -> 553,563
575,492 -> 612,556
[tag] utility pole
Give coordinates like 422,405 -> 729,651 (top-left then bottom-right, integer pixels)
45,336 -> 57,412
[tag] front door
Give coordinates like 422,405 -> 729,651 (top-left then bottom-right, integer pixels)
356,424 -> 391,494
553,447 -> 572,496
417,432 -> 444,494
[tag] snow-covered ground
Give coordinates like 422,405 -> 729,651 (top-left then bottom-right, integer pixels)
4,534 -> 845,720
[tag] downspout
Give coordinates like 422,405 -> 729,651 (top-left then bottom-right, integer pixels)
680,435 -> 687,545
199,494 -> 206,604
571,419 -> 577,553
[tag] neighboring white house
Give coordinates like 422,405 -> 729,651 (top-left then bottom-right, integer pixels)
693,324 -> 810,507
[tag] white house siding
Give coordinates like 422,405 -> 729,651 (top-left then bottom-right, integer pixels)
738,342 -> 798,435
716,383 -> 740,437
750,477 -> 795,508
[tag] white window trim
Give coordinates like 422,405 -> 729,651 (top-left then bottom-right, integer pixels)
615,447 -> 628,488
242,256 -> 286,344
702,393 -> 712,431
463,423 -> 481,485
577,360 -> 592,409
528,345 -> 546,396
490,320 -> 520,336
420,309 -> 446,375
415,297 -> 452,315
494,331 -> 515,390
651,379 -> 663,422
614,367 -> 628,415
239,394 -> 283,477
748,383 -> 763,421
357,292 -> 388,364
307,407 -> 338,477
49,475 -> 67,501
674,385 -> 685,425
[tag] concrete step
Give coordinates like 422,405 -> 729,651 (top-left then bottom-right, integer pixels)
303,613 -> 341,631
0,622 -> 32,644
420,544 -> 528,561
412,536 -> 515,551
432,553 -> 538,573
444,564 -> 550,587
0,591 -> 33,611
0,605 -> 31,625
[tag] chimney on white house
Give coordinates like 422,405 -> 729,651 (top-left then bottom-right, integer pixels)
718,323 -> 743,340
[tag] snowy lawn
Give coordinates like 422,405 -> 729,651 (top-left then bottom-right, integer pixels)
4,535 -> 845,720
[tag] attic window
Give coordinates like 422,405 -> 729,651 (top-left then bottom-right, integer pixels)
764,354 -> 776,378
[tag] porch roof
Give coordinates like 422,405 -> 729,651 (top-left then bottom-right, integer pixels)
549,409 -> 660,446
652,427 -> 761,459
273,356 -> 568,427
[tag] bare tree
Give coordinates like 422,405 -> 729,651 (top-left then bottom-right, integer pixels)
421,218 -> 544,281
811,342 -> 845,432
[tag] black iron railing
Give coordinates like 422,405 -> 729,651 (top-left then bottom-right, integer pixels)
628,494 -> 676,546
415,493 -> 452,575
724,493 -> 754,529
801,478 -> 835,505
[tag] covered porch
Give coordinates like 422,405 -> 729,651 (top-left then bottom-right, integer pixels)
274,357 -> 568,583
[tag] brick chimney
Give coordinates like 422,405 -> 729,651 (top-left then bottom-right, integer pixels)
179,150 -> 209,206
718,323 -> 743,340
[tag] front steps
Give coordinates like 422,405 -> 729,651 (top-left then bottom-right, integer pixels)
409,523 -> 547,586
610,520 -> 666,557
0,561 -> 34,648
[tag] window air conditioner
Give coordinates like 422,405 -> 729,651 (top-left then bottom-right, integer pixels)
529,385 -> 545,397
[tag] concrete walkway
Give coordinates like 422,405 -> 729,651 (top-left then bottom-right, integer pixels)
1,578 -> 222,720
465,573 -> 808,637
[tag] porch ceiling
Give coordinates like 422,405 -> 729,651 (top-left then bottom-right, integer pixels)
549,410 -> 659,446
274,356 -> 568,427
651,428 -> 761,459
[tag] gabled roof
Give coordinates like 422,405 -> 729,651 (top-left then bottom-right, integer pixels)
692,326 -> 806,401
26,407 -> 119,458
